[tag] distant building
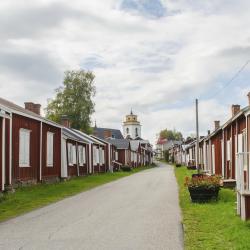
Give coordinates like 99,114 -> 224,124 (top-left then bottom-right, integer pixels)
93,125 -> 124,140
123,110 -> 142,139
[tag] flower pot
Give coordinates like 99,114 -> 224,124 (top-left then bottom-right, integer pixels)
192,173 -> 204,178
188,186 -> 220,202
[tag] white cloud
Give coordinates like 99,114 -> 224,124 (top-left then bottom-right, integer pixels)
0,0 -> 250,144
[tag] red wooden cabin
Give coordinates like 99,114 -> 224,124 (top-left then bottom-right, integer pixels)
0,98 -> 62,191
62,127 -> 89,178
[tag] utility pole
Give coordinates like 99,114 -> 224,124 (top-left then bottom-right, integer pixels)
195,99 -> 200,173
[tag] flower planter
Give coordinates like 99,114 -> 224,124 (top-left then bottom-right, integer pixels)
192,173 -> 204,178
188,186 -> 220,202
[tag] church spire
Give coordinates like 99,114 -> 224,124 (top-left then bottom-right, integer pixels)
130,108 -> 133,115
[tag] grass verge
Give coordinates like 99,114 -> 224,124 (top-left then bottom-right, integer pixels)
175,166 -> 250,250
0,165 -> 154,223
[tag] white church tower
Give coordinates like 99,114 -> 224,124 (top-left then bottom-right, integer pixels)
123,110 -> 142,139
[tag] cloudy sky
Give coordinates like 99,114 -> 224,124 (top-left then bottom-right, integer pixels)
1,0 -> 250,144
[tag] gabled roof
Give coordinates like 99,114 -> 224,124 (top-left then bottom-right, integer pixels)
92,127 -> 124,139
73,129 -> 105,145
62,127 -> 89,144
0,97 -> 61,128
106,139 -> 130,149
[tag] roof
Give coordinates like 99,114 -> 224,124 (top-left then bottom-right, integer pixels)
73,129 -> 105,145
106,139 -> 130,149
92,127 -> 124,139
62,127 -> 89,144
0,97 -> 61,128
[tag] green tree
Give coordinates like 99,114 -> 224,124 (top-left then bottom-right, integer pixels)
46,70 -> 96,133
160,129 -> 183,141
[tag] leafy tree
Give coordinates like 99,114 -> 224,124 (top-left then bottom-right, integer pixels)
160,129 -> 183,141
46,70 -> 96,133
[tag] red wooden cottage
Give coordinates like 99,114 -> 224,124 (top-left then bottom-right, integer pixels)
106,139 -> 131,170
90,135 -> 119,172
61,127 -> 89,178
0,98 -> 62,191
73,130 -> 106,174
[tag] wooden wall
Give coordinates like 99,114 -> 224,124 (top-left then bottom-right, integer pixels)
42,123 -> 61,180
211,131 -> 222,175
0,118 -> 2,191
12,114 -> 40,183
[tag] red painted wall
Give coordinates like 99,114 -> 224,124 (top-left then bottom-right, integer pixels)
42,123 -> 61,180
12,114 -> 40,183
0,118 -> 2,190
211,131 -> 222,175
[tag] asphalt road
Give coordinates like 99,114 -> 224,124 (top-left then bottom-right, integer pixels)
0,162 -> 183,250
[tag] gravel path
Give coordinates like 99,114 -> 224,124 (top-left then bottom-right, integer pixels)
0,162 -> 183,250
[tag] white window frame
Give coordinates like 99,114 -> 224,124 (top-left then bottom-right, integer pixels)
68,143 -> 73,166
78,145 -> 83,166
78,145 -> 86,166
102,149 -> 105,165
19,128 -> 31,167
72,145 -> 77,165
83,147 -> 86,164
46,132 -> 54,167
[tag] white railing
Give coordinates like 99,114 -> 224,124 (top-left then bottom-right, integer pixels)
236,152 -> 250,193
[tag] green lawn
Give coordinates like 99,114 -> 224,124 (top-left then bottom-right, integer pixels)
175,166 -> 250,250
0,165 -> 153,222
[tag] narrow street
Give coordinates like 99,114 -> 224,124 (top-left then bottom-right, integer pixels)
0,163 -> 183,250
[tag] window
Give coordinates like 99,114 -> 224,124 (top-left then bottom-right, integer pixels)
78,146 -> 83,166
19,129 -> 31,167
47,132 -> 54,167
83,147 -> 86,164
126,128 -> 129,134
227,140 -> 231,161
115,151 -> 118,161
72,145 -> 77,164
78,146 -> 86,166
102,149 -> 105,165
99,148 -> 105,165
93,146 -> 99,165
135,128 -> 138,137
67,143 -> 73,166
67,143 -> 76,166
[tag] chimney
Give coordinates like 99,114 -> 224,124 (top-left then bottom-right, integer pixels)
208,130 -> 211,135
24,102 -> 41,115
247,92 -> 250,106
214,121 -> 220,130
231,104 -> 241,117
61,115 -> 71,128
